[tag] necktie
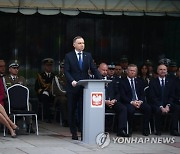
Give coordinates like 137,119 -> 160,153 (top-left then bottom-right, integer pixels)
161,79 -> 165,87
161,79 -> 165,104
130,79 -> 136,101
78,52 -> 83,70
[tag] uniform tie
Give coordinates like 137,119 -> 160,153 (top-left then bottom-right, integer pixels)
12,76 -> 16,81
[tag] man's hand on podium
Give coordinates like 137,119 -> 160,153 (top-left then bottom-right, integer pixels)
72,80 -> 77,87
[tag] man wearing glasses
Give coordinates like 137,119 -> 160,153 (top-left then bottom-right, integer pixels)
5,61 -> 26,87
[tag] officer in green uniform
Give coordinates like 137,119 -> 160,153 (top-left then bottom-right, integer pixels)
52,61 -> 68,126
5,60 -> 35,133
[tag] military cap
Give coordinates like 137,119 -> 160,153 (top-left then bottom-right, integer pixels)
9,60 -> 19,68
158,58 -> 171,66
108,63 -> 115,69
169,61 -> 177,67
120,55 -> 128,62
145,59 -> 153,66
42,58 -> 54,65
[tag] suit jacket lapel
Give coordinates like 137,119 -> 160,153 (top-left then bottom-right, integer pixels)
126,78 -> 131,91
134,78 -> 138,92
156,78 -> 161,93
165,77 -> 169,86
72,51 -> 81,70
82,52 -> 87,70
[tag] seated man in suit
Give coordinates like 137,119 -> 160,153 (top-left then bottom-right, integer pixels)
98,63 -> 129,137
120,64 -> 151,136
149,64 -> 180,136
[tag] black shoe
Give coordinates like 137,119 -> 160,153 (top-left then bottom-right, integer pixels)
142,130 -> 149,136
11,134 -> 17,138
170,130 -> 180,136
117,130 -> 129,137
72,134 -> 78,140
155,131 -> 161,136
14,126 -> 20,134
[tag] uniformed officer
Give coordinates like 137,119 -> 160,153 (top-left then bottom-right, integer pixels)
5,60 -> 35,133
5,61 -> 26,88
52,61 -> 68,126
35,58 -> 55,123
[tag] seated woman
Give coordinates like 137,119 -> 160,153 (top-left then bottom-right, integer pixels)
0,78 -> 19,138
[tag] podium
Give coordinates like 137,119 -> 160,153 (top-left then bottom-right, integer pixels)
77,79 -> 111,144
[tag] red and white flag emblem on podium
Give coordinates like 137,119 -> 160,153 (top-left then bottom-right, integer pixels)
91,92 -> 103,108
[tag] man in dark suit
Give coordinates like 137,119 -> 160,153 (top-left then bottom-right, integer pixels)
149,64 -> 180,136
113,64 -> 123,97
171,67 -> 180,135
98,63 -> 129,137
120,64 -> 151,136
64,36 -> 101,140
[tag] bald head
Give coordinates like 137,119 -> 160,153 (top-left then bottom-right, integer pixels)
98,63 -> 108,77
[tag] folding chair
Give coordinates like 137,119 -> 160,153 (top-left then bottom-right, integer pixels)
7,84 -> 39,135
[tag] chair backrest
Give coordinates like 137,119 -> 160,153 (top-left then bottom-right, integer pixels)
7,84 -> 29,114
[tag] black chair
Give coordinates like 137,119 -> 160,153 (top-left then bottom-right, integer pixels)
7,84 -> 39,135
105,109 -> 129,134
105,109 -> 116,132
127,111 -> 152,134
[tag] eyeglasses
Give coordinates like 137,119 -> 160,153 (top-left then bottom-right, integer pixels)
12,67 -> 19,70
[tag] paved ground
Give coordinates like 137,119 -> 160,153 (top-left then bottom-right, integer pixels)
0,121 -> 179,154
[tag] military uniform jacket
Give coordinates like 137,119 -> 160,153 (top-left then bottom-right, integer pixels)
35,72 -> 55,95
5,75 -> 26,88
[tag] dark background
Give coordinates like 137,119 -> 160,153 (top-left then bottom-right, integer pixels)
0,12 -> 179,84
